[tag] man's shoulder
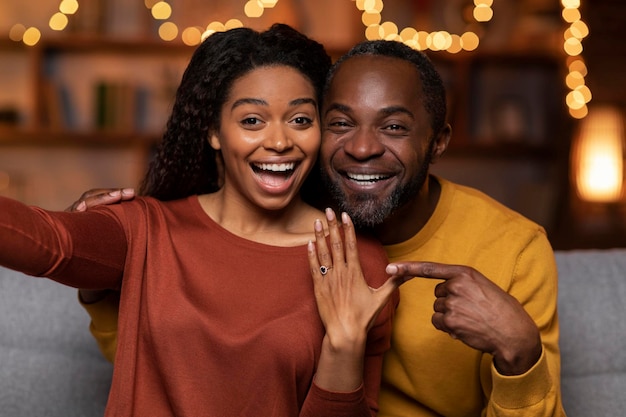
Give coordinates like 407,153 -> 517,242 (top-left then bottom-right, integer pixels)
440,177 -> 543,232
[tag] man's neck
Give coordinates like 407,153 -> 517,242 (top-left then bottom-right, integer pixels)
373,175 -> 441,246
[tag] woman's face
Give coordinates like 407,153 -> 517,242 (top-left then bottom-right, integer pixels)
210,65 -> 320,212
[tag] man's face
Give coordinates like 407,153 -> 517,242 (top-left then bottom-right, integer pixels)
320,55 -> 435,228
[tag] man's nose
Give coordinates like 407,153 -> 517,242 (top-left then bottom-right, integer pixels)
343,128 -> 385,160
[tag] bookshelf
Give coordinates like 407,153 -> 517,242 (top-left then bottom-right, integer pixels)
0,33 -> 193,208
0,37 -> 194,146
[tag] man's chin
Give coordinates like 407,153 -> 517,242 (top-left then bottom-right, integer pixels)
338,194 -> 389,229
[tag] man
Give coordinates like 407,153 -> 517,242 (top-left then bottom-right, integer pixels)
72,40 -> 565,416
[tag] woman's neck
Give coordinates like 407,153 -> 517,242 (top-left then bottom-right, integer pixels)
197,190 -> 325,247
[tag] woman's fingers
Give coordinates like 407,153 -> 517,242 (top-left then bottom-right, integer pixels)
324,208 -> 344,269
339,211 -> 360,271
313,218 -> 332,273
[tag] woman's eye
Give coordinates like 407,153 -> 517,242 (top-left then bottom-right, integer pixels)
293,116 -> 313,125
241,117 -> 261,126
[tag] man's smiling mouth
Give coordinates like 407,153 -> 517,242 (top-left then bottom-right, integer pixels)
346,172 -> 390,184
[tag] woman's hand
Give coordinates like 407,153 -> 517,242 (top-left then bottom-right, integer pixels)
307,208 -> 406,392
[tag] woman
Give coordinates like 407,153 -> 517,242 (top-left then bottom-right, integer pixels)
0,24 -> 399,416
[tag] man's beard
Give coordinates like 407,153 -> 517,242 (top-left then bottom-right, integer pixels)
321,154 -> 431,230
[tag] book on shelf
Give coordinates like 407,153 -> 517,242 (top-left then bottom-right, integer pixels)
94,81 -> 138,132
41,79 -> 72,130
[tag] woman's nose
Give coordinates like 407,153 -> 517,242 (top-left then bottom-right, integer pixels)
263,126 -> 293,152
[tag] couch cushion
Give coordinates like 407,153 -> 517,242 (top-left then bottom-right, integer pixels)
556,248 -> 626,417
0,268 -> 112,417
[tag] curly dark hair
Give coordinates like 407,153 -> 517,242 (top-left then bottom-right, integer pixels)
140,23 -> 331,200
324,40 -> 447,138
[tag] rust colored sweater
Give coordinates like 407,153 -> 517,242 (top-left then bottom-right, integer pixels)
0,195 -> 396,417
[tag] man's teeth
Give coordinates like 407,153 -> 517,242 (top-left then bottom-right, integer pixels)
255,162 -> 295,172
347,173 -> 385,182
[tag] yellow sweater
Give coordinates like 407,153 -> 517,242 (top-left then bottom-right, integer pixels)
378,177 -> 565,416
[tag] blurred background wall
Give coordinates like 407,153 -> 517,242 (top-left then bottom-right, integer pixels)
1,0 -> 625,249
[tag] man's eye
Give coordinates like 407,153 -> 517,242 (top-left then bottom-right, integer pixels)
384,124 -> 404,131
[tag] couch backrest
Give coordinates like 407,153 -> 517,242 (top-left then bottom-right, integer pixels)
0,269 -> 111,417
1,249 -> 625,416
556,249 -> 626,417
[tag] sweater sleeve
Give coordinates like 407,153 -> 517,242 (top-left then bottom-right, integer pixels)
79,290 -> 120,363
0,196 -> 126,289
483,230 -> 566,417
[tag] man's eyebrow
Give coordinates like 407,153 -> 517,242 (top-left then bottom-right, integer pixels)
324,103 -> 352,116
380,106 -> 415,120
325,103 -> 415,120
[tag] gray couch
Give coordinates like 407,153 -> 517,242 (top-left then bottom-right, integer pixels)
1,249 -> 625,417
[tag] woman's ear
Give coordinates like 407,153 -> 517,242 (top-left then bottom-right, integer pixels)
208,133 -> 221,150
430,124 -> 451,163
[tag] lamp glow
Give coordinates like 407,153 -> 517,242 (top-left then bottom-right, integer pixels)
572,106 -> 625,202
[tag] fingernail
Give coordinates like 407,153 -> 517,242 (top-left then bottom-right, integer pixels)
122,188 -> 134,196
325,207 -> 335,221
76,201 -> 86,211
386,265 -> 398,274
314,219 -> 323,232
307,240 -> 314,251
108,190 -> 121,197
341,212 -> 349,224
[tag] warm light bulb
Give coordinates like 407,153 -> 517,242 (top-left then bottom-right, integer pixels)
152,1 -> 172,20
9,24 -> 26,42
59,0 -> 79,15
244,0 -> 264,17
49,12 -> 69,31
461,32 -> 479,51
473,5 -> 493,22
158,22 -> 178,41
182,27 -> 202,46
23,27 -> 41,46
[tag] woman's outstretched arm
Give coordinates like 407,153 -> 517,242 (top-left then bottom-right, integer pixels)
0,196 -> 126,289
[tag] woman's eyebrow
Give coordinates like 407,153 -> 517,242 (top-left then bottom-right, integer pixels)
289,97 -> 317,107
231,98 -> 267,110
231,97 -> 316,110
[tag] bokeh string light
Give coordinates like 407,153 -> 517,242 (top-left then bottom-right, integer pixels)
9,0 -> 79,45
561,0 -> 591,119
355,0 -> 492,53
7,0 -> 585,122
8,0 -> 493,52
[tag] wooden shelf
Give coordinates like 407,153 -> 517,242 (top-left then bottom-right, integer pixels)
35,36 -> 195,54
0,127 -> 159,148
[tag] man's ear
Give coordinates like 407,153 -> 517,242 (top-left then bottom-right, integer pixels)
430,124 -> 451,163
208,133 -> 221,150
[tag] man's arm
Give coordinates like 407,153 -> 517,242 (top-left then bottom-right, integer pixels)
386,232 -> 565,416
